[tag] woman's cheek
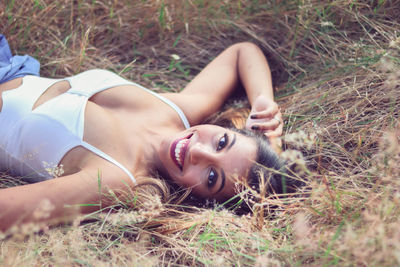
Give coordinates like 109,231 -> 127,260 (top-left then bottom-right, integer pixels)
181,169 -> 203,188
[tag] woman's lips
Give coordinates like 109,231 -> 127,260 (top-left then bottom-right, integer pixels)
170,133 -> 193,170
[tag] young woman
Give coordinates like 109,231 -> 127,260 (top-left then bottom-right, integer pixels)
0,36 -> 285,232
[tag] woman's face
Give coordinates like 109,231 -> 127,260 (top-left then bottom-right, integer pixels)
159,125 -> 257,200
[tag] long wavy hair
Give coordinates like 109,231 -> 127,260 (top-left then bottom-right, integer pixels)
136,107 -> 300,211
131,105 -> 303,213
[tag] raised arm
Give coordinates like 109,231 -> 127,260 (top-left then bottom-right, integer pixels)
0,167 -> 133,233
163,42 -> 282,138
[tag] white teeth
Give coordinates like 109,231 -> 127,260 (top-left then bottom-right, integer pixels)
175,148 -> 180,159
174,139 -> 188,168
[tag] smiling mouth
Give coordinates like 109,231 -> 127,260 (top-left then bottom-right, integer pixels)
170,133 -> 193,170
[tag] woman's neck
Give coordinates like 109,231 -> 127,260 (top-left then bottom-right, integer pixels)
125,122 -> 180,178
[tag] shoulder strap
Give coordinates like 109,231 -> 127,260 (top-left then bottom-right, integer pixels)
81,141 -> 137,184
128,82 -> 191,129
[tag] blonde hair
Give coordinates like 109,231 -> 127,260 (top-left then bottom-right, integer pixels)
130,176 -> 191,209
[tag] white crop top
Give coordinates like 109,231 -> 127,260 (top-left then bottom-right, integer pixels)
0,69 -> 190,183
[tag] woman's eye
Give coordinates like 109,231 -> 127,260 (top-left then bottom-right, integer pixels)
208,168 -> 218,188
217,133 -> 228,151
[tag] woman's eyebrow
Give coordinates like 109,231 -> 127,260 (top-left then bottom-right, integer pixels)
216,169 -> 226,194
227,133 -> 236,150
215,133 -> 235,194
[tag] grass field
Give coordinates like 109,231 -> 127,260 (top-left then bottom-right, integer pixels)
1,0 -> 400,266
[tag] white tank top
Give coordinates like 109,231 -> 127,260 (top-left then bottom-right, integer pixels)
0,69 -> 190,183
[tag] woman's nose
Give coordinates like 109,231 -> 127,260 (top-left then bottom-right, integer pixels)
189,143 -> 216,165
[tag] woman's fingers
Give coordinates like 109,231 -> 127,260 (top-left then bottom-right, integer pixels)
246,96 -> 284,137
250,101 -> 279,119
249,114 -> 283,135
250,117 -> 281,131
264,124 -> 283,137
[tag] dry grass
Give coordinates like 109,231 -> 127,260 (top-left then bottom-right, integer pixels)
1,0 -> 400,266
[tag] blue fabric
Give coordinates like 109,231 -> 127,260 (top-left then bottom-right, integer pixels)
0,34 -> 40,83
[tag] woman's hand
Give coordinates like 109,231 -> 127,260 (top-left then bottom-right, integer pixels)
245,95 -> 283,139
171,42 -> 277,126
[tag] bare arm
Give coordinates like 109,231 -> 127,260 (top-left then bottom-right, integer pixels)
0,167 -> 133,232
164,42 -> 282,137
